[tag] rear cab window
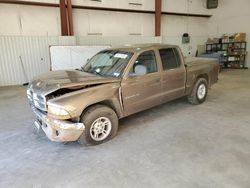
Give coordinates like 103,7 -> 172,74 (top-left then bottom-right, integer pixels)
159,48 -> 181,70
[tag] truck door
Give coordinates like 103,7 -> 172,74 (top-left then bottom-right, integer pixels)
158,47 -> 186,102
121,50 -> 162,116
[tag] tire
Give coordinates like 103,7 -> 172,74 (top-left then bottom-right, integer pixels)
78,104 -> 118,146
188,78 -> 208,105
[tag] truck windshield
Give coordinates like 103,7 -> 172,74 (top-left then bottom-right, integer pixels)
83,50 -> 133,78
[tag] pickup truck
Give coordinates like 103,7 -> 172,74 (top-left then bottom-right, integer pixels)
27,44 -> 219,145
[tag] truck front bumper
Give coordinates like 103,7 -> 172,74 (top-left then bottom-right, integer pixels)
31,106 -> 85,142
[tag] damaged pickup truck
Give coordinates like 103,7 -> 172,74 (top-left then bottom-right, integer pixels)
27,44 -> 219,145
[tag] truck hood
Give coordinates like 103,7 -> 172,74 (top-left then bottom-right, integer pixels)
29,70 -> 121,96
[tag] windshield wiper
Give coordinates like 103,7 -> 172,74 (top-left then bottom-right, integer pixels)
84,69 -> 105,77
93,70 -> 105,77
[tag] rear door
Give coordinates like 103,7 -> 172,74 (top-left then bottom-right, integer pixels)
121,50 -> 162,116
158,47 -> 186,102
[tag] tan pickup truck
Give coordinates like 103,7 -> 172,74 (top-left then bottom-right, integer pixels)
27,44 -> 219,145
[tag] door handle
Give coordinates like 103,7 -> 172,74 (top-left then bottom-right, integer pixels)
155,78 -> 161,82
149,78 -> 161,86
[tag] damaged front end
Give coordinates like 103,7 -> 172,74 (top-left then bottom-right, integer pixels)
27,88 -> 85,142
32,105 -> 84,142
26,70 -> 121,142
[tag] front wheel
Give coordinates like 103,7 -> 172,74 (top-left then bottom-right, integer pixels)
78,105 -> 118,146
188,78 -> 208,105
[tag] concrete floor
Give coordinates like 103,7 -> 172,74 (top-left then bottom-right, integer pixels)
0,69 -> 250,188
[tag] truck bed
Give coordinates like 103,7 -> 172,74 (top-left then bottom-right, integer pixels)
185,57 -> 218,67
184,57 -> 219,94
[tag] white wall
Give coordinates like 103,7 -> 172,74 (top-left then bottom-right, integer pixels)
161,0 -> 209,56
207,0 -> 250,36
73,10 -> 154,36
0,0 -> 211,57
0,0 -> 210,37
73,0 -> 154,10
163,0 -> 208,14
0,4 -> 60,36
0,36 -> 161,86
2,0 -> 250,86
73,0 -> 209,37
207,0 -> 250,67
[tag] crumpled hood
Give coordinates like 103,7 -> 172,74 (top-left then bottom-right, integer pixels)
29,70 -> 121,96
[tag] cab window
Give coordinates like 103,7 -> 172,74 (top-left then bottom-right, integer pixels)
129,50 -> 157,76
159,48 -> 181,70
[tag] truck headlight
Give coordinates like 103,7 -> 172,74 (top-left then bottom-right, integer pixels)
26,89 -> 33,101
26,89 -> 32,96
48,105 -> 69,116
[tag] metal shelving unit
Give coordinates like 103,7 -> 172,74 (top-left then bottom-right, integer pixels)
206,42 -> 247,69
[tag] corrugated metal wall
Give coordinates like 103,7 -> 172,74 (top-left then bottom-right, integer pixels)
0,36 -> 161,86
0,36 -> 75,86
1,36 -> 222,86
76,36 -> 162,46
162,36 -> 208,57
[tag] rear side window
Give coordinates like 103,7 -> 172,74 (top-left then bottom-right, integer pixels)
159,48 -> 181,70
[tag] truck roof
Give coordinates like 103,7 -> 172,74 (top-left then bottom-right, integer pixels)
108,44 -> 178,53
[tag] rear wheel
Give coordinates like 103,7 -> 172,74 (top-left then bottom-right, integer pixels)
78,104 -> 118,146
188,78 -> 208,105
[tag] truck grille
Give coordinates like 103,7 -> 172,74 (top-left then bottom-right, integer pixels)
27,89 -> 47,111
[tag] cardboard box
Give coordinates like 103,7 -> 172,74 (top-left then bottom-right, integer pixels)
234,33 -> 246,42
207,38 -> 219,43
222,35 -> 229,43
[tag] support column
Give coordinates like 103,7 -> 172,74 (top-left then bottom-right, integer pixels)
155,0 -> 162,36
59,0 -> 68,36
67,0 -> 74,35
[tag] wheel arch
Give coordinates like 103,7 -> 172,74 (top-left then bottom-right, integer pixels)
186,73 -> 209,96
81,99 -> 123,119
196,73 -> 209,84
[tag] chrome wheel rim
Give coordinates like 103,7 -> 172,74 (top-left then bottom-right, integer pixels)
197,84 -> 206,100
90,117 -> 112,141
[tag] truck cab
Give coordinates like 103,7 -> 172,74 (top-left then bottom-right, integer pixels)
121,45 -> 187,116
